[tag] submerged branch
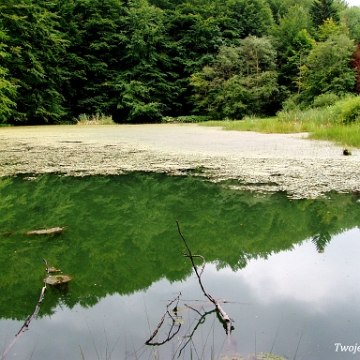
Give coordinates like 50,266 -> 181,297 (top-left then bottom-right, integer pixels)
0,259 -> 71,360
177,307 -> 217,358
176,220 -> 233,335
0,260 -> 49,360
145,293 -> 182,345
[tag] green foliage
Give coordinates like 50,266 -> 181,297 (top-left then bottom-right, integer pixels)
351,43 -> 360,94
309,121 -> 360,147
219,0 -> 274,40
317,18 -> 347,40
0,0 -> 357,123
0,29 -> 17,123
312,92 -> 340,107
339,95 -> 360,123
301,34 -> 356,103
112,0 -> 180,122
311,0 -> 340,29
0,0 -> 68,124
190,37 -> 279,119
342,6 -> 360,42
271,6 -> 314,94
203,95 -> 360,147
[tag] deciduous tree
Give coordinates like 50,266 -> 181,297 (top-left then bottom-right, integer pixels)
301,34 -> 356,101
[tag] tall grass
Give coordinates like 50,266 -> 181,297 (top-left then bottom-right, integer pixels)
309,122 -> 360,148
203,117 -> 318,133
200,96 -> 360,148
76,113 -> 115,125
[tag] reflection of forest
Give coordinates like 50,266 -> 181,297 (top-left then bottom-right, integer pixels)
0,173 -> 359,319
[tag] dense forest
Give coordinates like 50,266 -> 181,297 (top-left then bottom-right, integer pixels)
0,0 -> 359,124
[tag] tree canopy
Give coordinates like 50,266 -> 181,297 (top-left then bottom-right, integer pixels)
0,0 -> 359,124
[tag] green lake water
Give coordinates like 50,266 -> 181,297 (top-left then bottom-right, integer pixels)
0,173 -> 359,359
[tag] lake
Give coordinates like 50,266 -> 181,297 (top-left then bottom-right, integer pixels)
0,173 -> 359,360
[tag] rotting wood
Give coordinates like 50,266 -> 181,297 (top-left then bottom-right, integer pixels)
44,274 -> 73,285
43,259 -> 72,285
25,227 -> 64,235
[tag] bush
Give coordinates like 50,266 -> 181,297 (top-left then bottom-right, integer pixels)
281,94 -> 304,112
312,93 -> 339,108
340,96 -> 360,124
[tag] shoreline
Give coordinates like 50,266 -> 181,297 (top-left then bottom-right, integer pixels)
0,124 -> 359,198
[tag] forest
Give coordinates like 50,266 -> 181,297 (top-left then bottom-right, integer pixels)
0,0 -> 360,125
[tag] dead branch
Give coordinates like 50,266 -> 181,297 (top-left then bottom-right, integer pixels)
0,260 -> 49,360
26,227 -> 64,235
177,307 -> 217,358
176,220 -> 233,335
145,293 -> 182,345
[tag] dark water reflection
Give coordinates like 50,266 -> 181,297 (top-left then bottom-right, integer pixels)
0,173 -> 359,359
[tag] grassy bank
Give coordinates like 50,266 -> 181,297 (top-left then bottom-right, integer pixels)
201,96 -> 360,149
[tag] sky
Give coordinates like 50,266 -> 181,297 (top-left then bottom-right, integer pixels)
346,0 -> 360,7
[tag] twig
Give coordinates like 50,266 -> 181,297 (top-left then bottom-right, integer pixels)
0,260 -> 49,360
145,293 -> 182,345
176,220 -> 233,335
177,308 -> 217,358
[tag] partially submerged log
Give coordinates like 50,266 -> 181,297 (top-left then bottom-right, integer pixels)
26,227 -> 64,235
44,274 -> 73,286
43,259 -> 73,285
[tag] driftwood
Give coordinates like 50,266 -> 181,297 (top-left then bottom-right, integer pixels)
26,227 -> 64,235
176,220 -> 233,335
43,259 -> 72,285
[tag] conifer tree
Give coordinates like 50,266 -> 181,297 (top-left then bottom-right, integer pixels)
311,0 -> 340,29
0,0 -> 68,124
0,28 -> 17,123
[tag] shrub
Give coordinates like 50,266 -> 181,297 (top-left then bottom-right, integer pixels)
339,96 -> 360,124
312,93 -> 339,108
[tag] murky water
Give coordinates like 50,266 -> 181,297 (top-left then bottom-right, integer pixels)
0,173 -> 359,359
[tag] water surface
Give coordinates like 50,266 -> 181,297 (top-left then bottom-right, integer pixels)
0,173 -> 359,359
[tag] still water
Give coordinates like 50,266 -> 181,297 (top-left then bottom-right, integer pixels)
0,173 -> 359,360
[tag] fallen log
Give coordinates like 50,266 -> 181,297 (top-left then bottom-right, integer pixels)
25,227 -> 64,235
